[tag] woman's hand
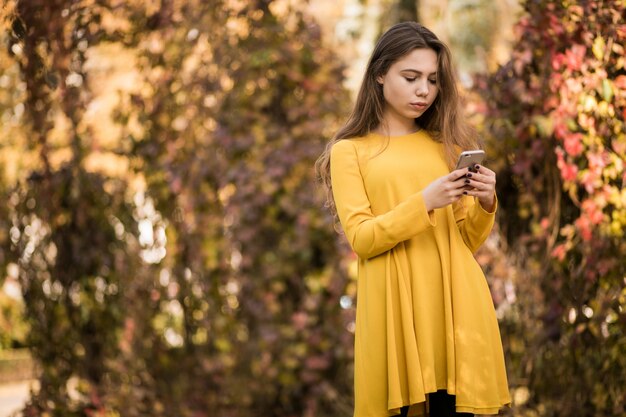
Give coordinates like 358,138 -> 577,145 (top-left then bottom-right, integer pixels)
422,168 -> 470,212
464,164 -> 496,212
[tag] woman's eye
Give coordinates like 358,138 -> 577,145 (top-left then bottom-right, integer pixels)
428,79 -> 437,84
404,77 -> 416,82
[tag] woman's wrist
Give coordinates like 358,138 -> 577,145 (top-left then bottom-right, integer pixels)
479,194 -> 496,212
422,193 -> 432,212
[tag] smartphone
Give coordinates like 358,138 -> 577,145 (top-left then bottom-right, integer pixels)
455,150 -> 485,172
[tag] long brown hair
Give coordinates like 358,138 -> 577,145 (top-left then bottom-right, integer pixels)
315,21 -> 479,218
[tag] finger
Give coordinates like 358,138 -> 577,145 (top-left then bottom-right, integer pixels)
449,167 -> 472,181
461,176 -> 476,189
447,180 -> 469,193
460,180 -> 477,194
465,179 -> 494,191
448,180 -> 470,194
474,164 -> 496,177
467,171 -> 495,185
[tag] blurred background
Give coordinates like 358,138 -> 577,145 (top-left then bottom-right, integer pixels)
0,0 -> 624,416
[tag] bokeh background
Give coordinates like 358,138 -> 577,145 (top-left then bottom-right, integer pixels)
0,0 -> 624,416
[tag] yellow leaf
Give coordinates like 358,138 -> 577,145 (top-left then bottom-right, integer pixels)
592,36 -> 605,60
582,95 -> 597,112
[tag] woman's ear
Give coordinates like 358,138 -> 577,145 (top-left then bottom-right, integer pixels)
376,74 -> 384,85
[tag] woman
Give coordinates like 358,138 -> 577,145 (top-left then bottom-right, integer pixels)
316,22 -> 511,416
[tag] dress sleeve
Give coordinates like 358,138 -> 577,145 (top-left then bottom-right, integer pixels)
330,139 -> 436,260
453,194 -> 497,253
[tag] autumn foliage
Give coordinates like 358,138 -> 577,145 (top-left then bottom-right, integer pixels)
2,0 -> 353,416
480,1 -> 626,415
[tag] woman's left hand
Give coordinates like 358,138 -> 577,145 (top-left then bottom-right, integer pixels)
463,164 -> 496,212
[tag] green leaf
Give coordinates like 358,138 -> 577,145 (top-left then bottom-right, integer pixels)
602,79 -> 613,102
532,115 -> 554,138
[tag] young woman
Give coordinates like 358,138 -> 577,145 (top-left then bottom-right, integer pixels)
316,22 -> 511,417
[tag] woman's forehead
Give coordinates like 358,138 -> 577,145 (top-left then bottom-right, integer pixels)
391,48 -> 438,74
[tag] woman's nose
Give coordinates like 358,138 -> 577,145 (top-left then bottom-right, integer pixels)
415,79 -> 429,96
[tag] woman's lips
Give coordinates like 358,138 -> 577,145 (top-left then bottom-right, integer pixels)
409,102 -> 428,110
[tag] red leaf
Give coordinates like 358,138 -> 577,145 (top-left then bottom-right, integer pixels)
550,244 -> 567,261
615,75 -> 626,90
575,215 -> 593,241
564,133 -> 584,156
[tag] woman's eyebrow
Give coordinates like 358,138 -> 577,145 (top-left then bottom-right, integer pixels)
400,69 -> 437,76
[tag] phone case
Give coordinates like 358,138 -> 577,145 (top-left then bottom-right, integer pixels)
455,151 -> 485,171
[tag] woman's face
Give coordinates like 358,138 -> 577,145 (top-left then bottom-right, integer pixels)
377,48 -> 439,123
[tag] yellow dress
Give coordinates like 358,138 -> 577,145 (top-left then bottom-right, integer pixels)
330,131 -> 511,417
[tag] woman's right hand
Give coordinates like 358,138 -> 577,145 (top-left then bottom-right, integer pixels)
422,168 -> 470,212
